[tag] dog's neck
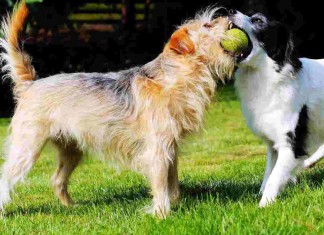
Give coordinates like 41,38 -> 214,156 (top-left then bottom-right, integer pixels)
161,52 -> 213,84
236,55 -> 298,85
140,56 -> 163,79
135,52 -> 215,136
234,55 -> 302,110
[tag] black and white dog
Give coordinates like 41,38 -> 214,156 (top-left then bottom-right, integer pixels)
227,10 -> 324,207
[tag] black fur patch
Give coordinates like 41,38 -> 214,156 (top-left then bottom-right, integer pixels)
82,57 -> 160,107
110,68 -> 139,94
80,67 -> 140,108
287,105 -> 309,158
252,14 -> 302,72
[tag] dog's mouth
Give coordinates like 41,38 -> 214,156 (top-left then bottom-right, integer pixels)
223,22 -> 253,63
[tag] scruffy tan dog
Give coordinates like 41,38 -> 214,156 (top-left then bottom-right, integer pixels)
0,1 -> 234,218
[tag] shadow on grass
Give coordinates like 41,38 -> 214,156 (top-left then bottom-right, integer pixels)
5,180 -> 258,217
180,180 -> 260,203
214,86 -> 238,102
303,166 -> 324,187
4,167 -> 324,217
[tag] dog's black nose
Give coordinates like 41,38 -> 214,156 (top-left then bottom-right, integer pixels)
229,9 -> 237,15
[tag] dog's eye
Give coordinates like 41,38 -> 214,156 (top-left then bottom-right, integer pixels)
203,23 -> 212,28
252,17 -> 263,24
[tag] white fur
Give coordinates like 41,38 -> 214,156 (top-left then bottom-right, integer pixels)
236,55 -> 324,206
233,11 -> 324,206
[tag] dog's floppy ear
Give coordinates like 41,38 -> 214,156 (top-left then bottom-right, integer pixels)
261,22 -> 290,63
258,22 -> 301,70
169,28 -> 195,54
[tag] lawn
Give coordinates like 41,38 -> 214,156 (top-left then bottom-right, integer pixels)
0,86 -> 323,234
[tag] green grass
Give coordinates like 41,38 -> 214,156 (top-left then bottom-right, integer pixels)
0,86 -> 323,234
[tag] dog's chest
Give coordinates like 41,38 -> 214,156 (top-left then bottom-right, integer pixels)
239,92 -> 281,140
234,71 -> 298,142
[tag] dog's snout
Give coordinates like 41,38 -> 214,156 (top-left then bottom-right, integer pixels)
228,9 -> 237,15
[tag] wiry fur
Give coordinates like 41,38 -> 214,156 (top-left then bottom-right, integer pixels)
0,1 -> 235,218
229,10 -> 324,207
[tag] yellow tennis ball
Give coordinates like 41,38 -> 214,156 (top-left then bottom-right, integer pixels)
221,28 -> 249,53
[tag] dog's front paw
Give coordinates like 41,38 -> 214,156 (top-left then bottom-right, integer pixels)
259,196 -> 276,208
289,176 -> 297,185
0,183 -> 11,213
142,204 -> 170,219
259,183 -> 266,195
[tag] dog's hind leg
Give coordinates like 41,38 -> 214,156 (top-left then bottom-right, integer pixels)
51,140 -> 82,206
0,121 -> 48,211
303,144 -> 324,168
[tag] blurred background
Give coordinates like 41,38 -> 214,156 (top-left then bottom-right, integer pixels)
0,0 -> 322,117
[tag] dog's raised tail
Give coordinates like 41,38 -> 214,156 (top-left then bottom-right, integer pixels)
0,0 -> 35,96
